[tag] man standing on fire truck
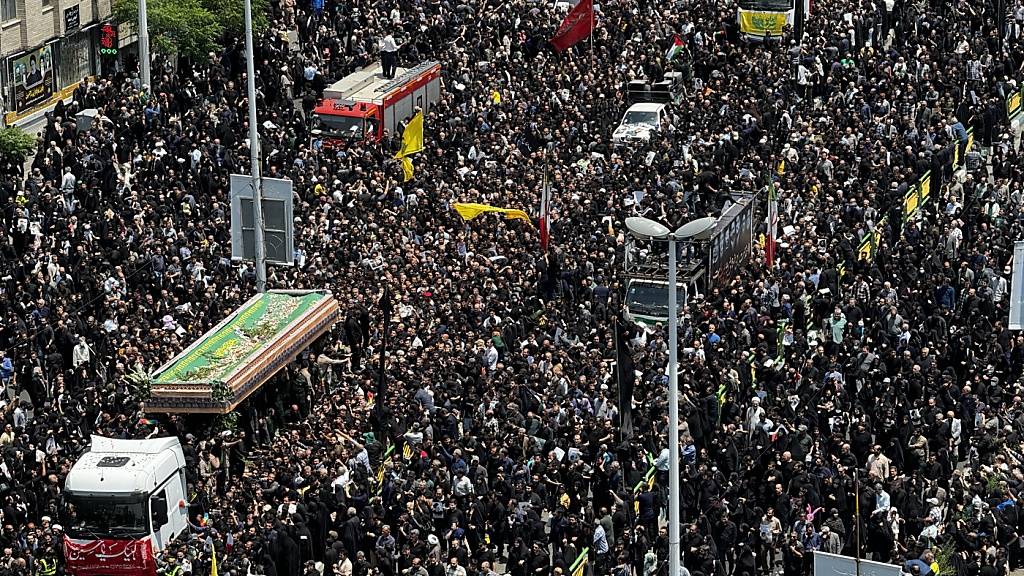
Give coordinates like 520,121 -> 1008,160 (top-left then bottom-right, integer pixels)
380,30 -> 400,79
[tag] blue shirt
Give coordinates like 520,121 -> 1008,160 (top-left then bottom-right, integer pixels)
594,525 -> 609,554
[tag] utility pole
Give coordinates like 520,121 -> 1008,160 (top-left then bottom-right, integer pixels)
138,0 -> 150,89
244,0 -> 267,292
667,235 -> 680,576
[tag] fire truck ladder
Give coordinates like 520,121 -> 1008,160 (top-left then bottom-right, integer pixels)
376,60 -> 439,94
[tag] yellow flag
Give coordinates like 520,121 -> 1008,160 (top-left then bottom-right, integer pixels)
403,444 -> 413,460
776,159 -> 785,175
211,548 -> 219,576
572,558 -> 587,576
570,549 -> 589,576
491,90 -> 502,104
452,203 -> 533,226
400,156 -> 414,182
396,112 -> 424,158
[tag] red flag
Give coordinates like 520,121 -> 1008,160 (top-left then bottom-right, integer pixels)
549,0 -> 595,52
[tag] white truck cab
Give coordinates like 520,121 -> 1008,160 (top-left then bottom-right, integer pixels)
62,435 -> 189,576
612,102 -> 667,145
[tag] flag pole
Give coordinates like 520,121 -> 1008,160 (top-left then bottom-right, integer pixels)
854,469 -> 862,576
589,0 -> 594,70
541,149 -> 550,253
375,285 -> 392,438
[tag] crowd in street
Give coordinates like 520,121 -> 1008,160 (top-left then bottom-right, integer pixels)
0,0 -> 1022,573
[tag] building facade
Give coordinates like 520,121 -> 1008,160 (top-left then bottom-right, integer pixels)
0,0 -> 115,125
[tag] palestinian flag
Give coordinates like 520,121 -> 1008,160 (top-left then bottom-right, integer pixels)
665,34 -> 684,62
138,417 -> 157,426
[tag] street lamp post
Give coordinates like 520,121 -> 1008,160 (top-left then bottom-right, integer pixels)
243,0 -> 267,292
624,216 -> 685,576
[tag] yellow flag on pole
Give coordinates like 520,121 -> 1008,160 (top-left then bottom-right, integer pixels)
570,548 -> 589,576
396,112 -> 424,158
211,548 -> 219,576
400,156 -> 414,182
452,203 -> 534,226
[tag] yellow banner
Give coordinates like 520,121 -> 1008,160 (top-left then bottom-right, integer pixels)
858,238 -> 873,262
918,171 -> 931,202
966,128 -> 975,155
739,11 -> 787,36
1009,91 -> 1022,119
857,228 -> 882,262
904,186 -> 919,220
953,143 -> 960,167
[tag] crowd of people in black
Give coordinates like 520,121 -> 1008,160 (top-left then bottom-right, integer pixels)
0,0 -> 1022,573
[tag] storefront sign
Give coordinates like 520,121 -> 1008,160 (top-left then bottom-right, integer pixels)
10,45 -> 56,114
64,5 -> 80,34
99,23 -> 118,57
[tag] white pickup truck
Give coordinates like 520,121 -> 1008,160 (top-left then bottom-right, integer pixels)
612,102 -> 667,145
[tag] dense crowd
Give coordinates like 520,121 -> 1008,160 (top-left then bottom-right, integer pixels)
0,0 -> 1022,574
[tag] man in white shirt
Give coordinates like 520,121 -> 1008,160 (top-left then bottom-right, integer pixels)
72,336 -> 90,369
380,32 -> 400,79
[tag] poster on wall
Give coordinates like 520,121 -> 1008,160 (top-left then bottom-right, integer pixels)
11,45 -> 56,114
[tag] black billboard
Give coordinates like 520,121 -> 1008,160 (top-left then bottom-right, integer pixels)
709,196 -> 753,286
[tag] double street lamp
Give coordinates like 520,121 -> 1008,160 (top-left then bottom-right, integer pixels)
623,215 -> 715,576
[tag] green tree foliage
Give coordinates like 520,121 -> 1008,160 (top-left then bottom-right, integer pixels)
202,0 -> 268,39
0,126 -> 37,164
112,0 -> 222,61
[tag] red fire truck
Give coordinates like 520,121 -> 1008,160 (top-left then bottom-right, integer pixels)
312,60 -> 441,147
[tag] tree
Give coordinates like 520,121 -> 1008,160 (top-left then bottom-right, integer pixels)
112,0 -> 222,61
202,0 -> 268,39
112,0 -> 268,62
0,126 -> 37,164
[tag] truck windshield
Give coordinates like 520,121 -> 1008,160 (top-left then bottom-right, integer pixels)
623,111 -> 659,126
315,114 -> 364,138
626,283 -> 687,318
63,493 -> 149,540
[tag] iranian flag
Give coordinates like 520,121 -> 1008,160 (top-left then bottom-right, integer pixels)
665,34 -> 684,62
766,180 -> 779,267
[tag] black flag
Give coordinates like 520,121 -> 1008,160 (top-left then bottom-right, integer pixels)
614,316 -> 635,440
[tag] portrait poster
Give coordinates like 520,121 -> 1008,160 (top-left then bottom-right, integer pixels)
11,45 -> 56,113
